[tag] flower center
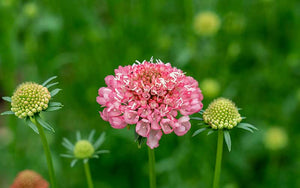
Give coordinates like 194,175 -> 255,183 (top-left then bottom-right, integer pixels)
74,140 -> 95,159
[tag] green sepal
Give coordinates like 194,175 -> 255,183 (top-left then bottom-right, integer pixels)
207,130 -> 215,135
76,131 -> 81,141
62,138 -> 74,151
95,150 -> 110,154
60,154 -> 74,158
93,132 -> 106,150
2,96 -> 12,102
192,127 -> 208,137
46,82 -> 58,89
92,155 -> 99,158
70,159 -> 78,167
198,110 -> 204,115
190,117 -> 203,121
224,130 -> 231,152
88,130 -> 96,143
1,111 -> 15,115
50,89 -> 62,97
25,117 -> 39,134
237,123 -> 258,133
48,102 -> 63,107
45,106 -> 63,112
35,115 -> 55,133
135,134 -> 146,148
42,76 -> 57,86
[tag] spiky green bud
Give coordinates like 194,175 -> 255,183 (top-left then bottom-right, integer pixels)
203,98 -> 242,129
11,82 -> 51,119
74,140 -> 95,159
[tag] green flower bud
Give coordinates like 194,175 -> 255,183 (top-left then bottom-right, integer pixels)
74,140 -> 95,159
203,98 -> 242,129
11,82 -> 51,119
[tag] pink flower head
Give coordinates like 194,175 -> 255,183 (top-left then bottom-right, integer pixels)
11,170 -> 49,188
97,59 -> 203,148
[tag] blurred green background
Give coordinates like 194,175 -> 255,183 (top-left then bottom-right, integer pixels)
0,0 -> 300,187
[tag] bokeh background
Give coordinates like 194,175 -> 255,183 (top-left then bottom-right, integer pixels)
1,0 -> 300,187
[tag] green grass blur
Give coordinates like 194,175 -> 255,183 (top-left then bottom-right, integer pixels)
0,0 -> 300,187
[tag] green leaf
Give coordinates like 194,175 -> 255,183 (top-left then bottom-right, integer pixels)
35,115 -> 55,133
62,138 -> 74,151
88,130 -> 96,142
192,127 -> 208,137
45,106 -> 63,112
76,131 -> 81,141
42,76 -> 57,86
25,118 -> 39,134
50,89 -> 62,97
224,130 -> 231,152
207,130 -> 215,135
94,132 -> 106,150
2,96 -> 12,102
1,111 -> 15,115
49,102 -> 63,107
95,150 -> 110,154
70,159 -> 78,167
46,82 -> 58,89
60,154 -> 74,158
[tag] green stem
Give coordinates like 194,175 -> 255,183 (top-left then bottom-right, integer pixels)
213,130 -> 224,188
84,161 -> 94,188
148,147 -> 156,188
34,118 -> 57,188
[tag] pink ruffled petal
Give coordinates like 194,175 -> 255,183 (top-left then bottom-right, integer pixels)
96,96 -> 106,106
99,108 -> 109,121
160,119 -> 173,134
136,119 -> 150,137
147,129 -> 163,149
174,116 -> 191,136
109,116 -> 127,129
123,110 -> 139,124
105,75 -> 117,87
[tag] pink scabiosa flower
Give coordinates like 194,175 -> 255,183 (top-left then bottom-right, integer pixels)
97,59 -> 203,148
11,170 -> 49,188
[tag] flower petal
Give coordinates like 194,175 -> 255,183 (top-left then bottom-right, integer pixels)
136,119 -> 150,137
123,110 -> 139,124
160,119 -> 173,134
109,116 -> 127,129
174,116 -> 191,136
147,129 -> 163,149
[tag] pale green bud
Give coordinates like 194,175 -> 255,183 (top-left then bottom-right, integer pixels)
203,98 -> 242,129
74,140 -> 95,159
11,82 -> 51,119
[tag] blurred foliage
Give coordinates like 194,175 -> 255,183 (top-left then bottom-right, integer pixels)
0,0 -> 300,187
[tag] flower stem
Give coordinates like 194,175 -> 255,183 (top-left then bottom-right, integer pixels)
148,147 -> 156,188
84,161 -> 94,188
213,129 -> 224,188
34,118 -> 57,188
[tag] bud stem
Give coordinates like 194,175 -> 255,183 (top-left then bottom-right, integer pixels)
33,117 -> 57,188
148,147 -> 156,188
213,129 -> 224,188
84,161 -> 94,188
